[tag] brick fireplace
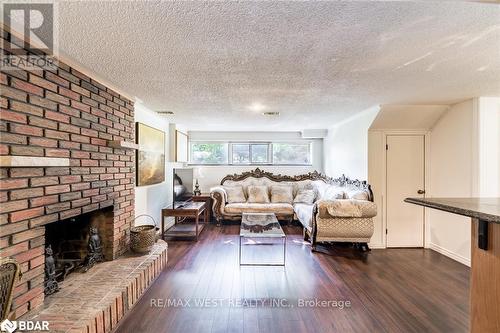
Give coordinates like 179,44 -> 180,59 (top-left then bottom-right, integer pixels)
1,28 -> 136,318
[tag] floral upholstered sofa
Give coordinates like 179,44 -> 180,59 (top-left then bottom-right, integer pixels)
210,168 -> 377,251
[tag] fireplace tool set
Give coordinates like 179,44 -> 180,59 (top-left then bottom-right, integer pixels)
44,227 -> 104,296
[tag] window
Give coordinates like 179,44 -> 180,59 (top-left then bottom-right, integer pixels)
273,143 -> 311,165
189,141 -> 312,165
250,144 -> 269,163
190,143 -> 228,164
232,144 -> 250,164
232,143 -> 271,164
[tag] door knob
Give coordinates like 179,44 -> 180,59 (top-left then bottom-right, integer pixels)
417,190 -> 425,194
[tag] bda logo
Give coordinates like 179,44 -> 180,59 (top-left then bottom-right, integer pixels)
0,319 -> 17,333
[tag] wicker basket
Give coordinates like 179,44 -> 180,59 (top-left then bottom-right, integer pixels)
130,215 -> 157,253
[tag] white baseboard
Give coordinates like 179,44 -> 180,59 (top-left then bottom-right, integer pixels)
368,242 -> 470,267
429,242 -> 470,267
368,243 -> 386,249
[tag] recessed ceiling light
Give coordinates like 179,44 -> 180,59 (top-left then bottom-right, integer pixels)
157,110 -> 174,115
248,102 -> 267,112
262,111 -> 280,116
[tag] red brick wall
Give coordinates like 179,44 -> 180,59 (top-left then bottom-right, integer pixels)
0,29 -> 135,318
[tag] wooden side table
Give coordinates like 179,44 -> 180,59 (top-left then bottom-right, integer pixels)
191,193 -> 213,223
161,201 -> 207,241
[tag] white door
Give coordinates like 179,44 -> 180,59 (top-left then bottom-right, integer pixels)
386,135 -> 425,247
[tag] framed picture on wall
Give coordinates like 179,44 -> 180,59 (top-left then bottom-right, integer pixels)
176,130 -> 188,162
136,122 -> 165,186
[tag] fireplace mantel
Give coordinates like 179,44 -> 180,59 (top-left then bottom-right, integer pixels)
107,140 -> 139,150
0,156 -> 70,167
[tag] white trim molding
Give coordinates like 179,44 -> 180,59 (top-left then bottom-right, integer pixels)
368,244 -> 386,249
429,242 -> 471,267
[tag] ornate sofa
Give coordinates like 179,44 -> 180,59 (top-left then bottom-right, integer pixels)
210,169 -> 377,251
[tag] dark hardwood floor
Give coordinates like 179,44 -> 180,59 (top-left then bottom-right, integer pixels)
113,225 -> 469,333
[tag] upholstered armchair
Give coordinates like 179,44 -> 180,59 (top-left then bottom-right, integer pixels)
310,199 -> 377,252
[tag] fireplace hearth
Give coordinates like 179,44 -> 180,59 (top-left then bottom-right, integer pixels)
44,207 -> 113,295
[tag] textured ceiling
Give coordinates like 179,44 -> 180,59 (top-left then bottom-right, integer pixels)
52,1 -> 500,130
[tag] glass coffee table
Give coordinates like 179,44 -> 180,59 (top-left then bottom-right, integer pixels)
239,213 -> 286,266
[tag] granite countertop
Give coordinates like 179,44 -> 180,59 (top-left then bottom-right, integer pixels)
404,197 -> 500,224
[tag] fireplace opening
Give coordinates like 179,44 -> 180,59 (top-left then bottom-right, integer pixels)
44,206 -> 113,295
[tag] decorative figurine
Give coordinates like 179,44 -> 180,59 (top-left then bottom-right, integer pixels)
44,245 -> 60,295
193,179 -> 201,196
193,168 -> 203,196
81,227 -> 104,272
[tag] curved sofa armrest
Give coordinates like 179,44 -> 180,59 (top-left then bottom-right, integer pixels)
317,199 -> 377,218
210,186 -> 227,221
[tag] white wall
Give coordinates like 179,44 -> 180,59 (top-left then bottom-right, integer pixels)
366,99 -> 499,264
134,103 -> 171,227
427,100 -> 475,266
189,131 -> 323,192
367,102 -> 474,258
477,97 -> 500,196
323,106 -> 379,180
367,105 -> 446,249
194,166 -> 318,192
367,131 -> 385,248
427,97 -> 500,265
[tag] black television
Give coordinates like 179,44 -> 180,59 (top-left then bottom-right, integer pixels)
173,168 -> 193,208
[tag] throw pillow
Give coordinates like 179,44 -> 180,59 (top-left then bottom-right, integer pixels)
345,189 -> 370,201
224,185 -> 246,203
293,189 -> 316,204
247,185 -> 270,203
271,185 -> 294,203
322,186 -> 345,200
312,181 -> 328,199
